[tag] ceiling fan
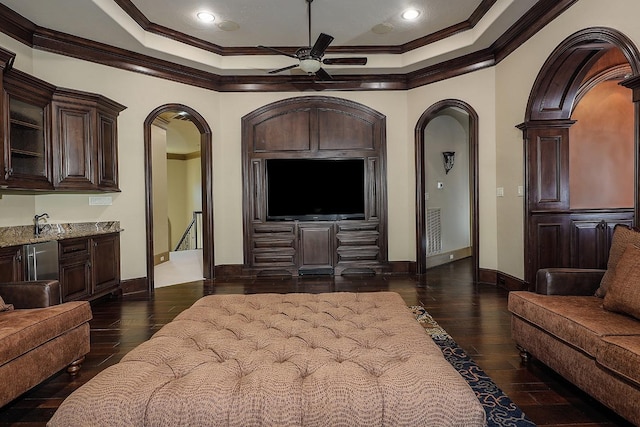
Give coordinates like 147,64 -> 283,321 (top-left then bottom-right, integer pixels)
258,0 -> 367,80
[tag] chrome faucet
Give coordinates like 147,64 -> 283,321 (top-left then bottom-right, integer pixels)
34,213 -> 49,237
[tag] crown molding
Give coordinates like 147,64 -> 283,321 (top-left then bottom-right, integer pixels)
111,0 -> 497,56
0,0 -> 579,92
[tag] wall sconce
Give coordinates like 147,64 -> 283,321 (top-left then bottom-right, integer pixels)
442,151 -> 455,174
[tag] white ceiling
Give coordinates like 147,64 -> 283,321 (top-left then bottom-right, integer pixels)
0,0 -> 541,76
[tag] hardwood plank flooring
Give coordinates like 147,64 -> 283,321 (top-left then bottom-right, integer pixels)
0,258 -> 632,426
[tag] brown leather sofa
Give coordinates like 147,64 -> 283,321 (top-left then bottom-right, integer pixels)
508,268 -> 640,426
0,280 -> 92,407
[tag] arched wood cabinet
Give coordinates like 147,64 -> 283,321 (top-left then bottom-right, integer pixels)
518,28 -> 640,287
242,96 -> 388,276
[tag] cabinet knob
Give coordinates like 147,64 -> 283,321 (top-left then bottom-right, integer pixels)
4,167 -> 12,179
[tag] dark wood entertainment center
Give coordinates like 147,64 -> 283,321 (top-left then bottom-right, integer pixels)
242,96 -> 388,276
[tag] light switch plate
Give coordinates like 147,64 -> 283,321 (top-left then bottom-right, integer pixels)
496,187 -> 504,197
89,196 -> 112,206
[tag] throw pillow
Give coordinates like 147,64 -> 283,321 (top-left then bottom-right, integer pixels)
596,224 -> 640,298
0,295 -> 14,312
603,243 -> 640,320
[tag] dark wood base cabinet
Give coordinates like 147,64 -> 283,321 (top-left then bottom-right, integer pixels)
0,245 -> 23,282
58,233 -> 120,302
249,220 -> 383,276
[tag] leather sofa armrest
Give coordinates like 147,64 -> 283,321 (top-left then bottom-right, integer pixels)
0,280 -> 62,308
535,268 -> 605,295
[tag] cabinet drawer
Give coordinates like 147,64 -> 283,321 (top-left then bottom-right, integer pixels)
337,247 -> 380,262
253,238 -> 295,249
59,239 -> 89,258
254,223 -> 296,234
337,221 -> 379,232
336,232 -> 379,247
252,249 -> 296,266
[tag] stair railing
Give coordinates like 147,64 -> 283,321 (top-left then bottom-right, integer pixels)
174,211 -> 203,251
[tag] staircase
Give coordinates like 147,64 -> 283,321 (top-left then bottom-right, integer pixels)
174,211 -> 203,251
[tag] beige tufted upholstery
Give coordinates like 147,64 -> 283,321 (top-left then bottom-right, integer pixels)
49,292 -> 485,426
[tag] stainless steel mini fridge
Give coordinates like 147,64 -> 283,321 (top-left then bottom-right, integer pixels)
24,240 -> 59,280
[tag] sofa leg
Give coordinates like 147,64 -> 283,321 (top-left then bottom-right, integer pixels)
516,345 -> 531,363
67,356 -> 85,376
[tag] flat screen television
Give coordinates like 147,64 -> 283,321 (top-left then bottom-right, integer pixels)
266,158 -> 365,221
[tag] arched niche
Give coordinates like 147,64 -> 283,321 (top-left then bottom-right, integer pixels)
518,27 -> 640,286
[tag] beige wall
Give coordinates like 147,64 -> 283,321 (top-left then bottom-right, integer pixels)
165,119 -> 202,249
408,68 -> 498,270
1,0 -> 639,281
167,155 -> 202,249
424,113 -> 470,254
151,124 -> 169,256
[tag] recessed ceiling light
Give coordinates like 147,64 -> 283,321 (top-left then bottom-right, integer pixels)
196,11 -> 215,23
401,9 -> 421,20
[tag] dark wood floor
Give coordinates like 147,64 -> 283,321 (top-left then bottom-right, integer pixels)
0,258 -> 633,426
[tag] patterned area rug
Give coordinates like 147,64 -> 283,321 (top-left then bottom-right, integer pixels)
411,306 -> 536,427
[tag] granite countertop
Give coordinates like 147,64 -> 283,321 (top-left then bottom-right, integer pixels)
0,221 -> 122,248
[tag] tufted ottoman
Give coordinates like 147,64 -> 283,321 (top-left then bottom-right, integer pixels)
49,292 -> 486,426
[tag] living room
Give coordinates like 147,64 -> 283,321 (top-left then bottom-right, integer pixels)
0,0 -> 639,425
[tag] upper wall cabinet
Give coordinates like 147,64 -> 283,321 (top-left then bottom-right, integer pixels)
51,89 -> 125,191
1,69 -> 55,190
1,62 -> 126,192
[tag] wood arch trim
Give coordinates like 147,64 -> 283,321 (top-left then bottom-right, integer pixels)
144,103 -> 214,293
241,96 -> 388,276
525,27 -> 640,121
414,99 -> 479,280
520,27 -> 640,285
575,64 -> 632,106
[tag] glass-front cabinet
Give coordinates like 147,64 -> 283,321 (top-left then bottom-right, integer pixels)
7,97 -> 47,180
1,69 -> 55,189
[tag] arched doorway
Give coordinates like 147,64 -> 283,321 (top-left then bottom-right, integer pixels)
518,27 -> 640,286
144,104 -> 214,293
415,99 -> 479,281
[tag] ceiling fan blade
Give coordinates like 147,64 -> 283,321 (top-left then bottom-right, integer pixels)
258,45 -> 299,59
322,57 -> 368,66
310,33 -> 334,58
268,64 -> 300,74
315,67 -> 333,81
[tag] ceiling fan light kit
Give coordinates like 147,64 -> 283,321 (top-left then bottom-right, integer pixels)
299,59 -> 322,73
258,0 -> 367,80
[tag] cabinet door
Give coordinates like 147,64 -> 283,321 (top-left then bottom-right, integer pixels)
52,100 -> 94,189
0,245 -> 23,282
58,238 -> 91,301
570,213 -> 634,269
59,256 -> 91,301
298,223 -> 334,274
91,233 -> 120,295
96,112 -> 119,190
1,70 -> 55,189
527,214 -> 571,281
2,94 -> 53,189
